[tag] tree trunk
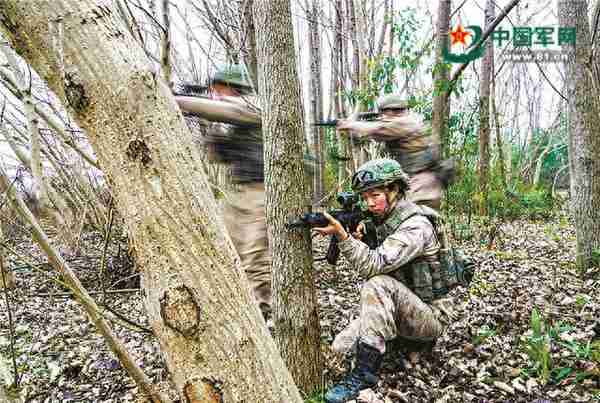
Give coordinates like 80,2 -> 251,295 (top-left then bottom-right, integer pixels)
353,0 -> 369,96
1,48 -> 50,209
0,2 -> 303,401
375,0 -> 390,57
507,67 -> 521,184
532,143 -> 555,188
432,0 -> 451,153
491,70 -> 507,189
333,0 -> 351,186
307,0 -> 325,203
252,0 -> 323,394
347,0 -> 360,91
239,0 -> 259,90
477,0 -> 494,216
559,0 -> 600,271
0,226 -> 16,290
0,354 -> 22,403
159,0 -> 172,86
387,2 -> 395,58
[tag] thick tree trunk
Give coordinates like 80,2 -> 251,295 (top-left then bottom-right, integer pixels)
307,0 -> 325,203
477,0 -> 494,216
559,0 -> 600,271
432,0 -> 451,152
0,2 -> 302,402
252,0 -> 323,394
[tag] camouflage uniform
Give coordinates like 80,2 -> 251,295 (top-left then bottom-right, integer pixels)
334,199 -> 451,354
175,65 -> 272,319
339,95 -> 443,209
325,158 -> 453,403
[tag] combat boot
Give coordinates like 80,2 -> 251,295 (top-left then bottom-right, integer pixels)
325,342 -> 383,403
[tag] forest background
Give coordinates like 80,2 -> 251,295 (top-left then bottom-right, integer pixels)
0,0 -> 599,402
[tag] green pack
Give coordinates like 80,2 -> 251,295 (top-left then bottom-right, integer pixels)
424,212 -> 476,294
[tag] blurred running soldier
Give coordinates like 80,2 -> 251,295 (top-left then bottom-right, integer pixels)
175,65 -> 271,321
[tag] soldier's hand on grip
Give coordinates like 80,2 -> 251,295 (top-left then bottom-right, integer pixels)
312,212 -> 348,241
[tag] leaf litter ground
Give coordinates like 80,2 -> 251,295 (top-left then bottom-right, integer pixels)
1,212 -> 599,402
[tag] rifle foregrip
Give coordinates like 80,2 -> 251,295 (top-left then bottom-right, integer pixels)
325,235 -> 341,265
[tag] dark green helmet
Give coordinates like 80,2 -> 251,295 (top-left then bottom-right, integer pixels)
212,64 -> 252,90
377,94 -> 409,111
351,158 -> 410,193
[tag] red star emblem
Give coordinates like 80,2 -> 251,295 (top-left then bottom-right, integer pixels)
450,24 -> 471,46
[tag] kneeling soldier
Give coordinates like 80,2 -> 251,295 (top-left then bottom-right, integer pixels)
314,158 -> 454,403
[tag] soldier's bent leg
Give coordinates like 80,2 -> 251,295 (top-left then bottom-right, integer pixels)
358,275 -> 443,353
223,183 -> 272,319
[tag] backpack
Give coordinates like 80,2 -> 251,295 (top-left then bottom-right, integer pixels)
424,212 -> 476,294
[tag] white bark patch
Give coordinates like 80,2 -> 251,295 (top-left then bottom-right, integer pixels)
147,171 -> 162,197
160,285 -> 200,337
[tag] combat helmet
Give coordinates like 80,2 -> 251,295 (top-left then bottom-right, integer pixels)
377,94 -> 409,111
351,158 -> 410,193
212,64 -> 253,91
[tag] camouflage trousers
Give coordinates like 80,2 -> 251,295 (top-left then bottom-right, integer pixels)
332,274 -> 454,354
407,171 -> 443,210
223,182 -> 272,319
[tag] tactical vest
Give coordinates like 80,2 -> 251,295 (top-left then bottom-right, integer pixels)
207,123 -> 264,183
373,202 -> 449,302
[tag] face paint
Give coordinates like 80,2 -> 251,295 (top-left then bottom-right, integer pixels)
372,196 -> 388,215
363,190 -> 389,216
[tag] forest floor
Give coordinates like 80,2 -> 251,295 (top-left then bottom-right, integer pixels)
1,208 -> 599,402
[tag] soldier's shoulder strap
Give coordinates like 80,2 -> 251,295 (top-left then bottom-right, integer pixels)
416,205 -> 449,250
376,201 -> 425,243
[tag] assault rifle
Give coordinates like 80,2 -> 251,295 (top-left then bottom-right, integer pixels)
313,111 -> 381,128
287,192 -> 377,265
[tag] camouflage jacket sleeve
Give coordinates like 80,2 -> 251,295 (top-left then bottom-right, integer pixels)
339,114 -> 426,141
175,96 -> 261,127
338,120 -> 387,138
337,215 -> 438,279
369,114 -> 426,141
